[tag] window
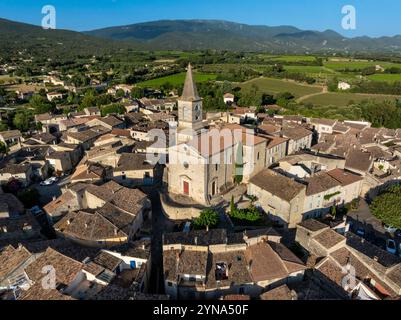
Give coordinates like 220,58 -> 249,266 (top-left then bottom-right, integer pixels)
167,281 -> 173,287
215,164 -> 218,171
257,152 -> 260,160
183,162 -> 189,169
239,287 -> 245,294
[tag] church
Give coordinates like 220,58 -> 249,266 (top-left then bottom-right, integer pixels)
167,64 -> 267,205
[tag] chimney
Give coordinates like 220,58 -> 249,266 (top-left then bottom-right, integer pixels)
84,223 -> 88,228
373,256 -> 379,262
206,225 -> 209,232
114,228 -> 118,236
194,236 -> 198,245
52,196 -> 57,201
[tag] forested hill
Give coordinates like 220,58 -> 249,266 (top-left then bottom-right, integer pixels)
0,18 -> 142,58
85,19 -> 401,53
2,18 -> 401,56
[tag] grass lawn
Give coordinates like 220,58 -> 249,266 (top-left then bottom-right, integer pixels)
367,74 -> 401,83
240,77 -> 323,98
302,92 -> 401,106
137,72 -> 217,87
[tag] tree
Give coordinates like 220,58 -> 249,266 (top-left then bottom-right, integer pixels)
0,141 -> 7,154
194,209 -> 219,230
131,87 -> 145,99
370,185 -> 401,229
101,103 -> 125,116
13,110 -> 33,131
29,94 -> 55,114
0,122 -> 8,131
115,89 -> 125,98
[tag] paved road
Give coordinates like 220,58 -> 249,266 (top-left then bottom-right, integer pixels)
33,175 -> 71,206
148,189 -> 175,294
347,198 -> 401,252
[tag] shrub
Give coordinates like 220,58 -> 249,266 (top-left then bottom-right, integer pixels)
194,209 -> 220,230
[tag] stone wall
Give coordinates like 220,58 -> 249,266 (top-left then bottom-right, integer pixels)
160,192 -> 203,220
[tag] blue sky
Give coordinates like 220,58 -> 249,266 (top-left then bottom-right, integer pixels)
0,0 -> 400,37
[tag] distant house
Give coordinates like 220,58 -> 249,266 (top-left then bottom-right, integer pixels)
113,153 -> 161,187
163,229 -> 305,300
84,107 -> 101,116
46,92 -> 64,102
46,151 -> 73,174
139,98 -> 177,112
223,93 -> 235,104
15,90 -> 34,100
0,163 -> 33,186
280,126 -> 313,154
310,118 -> 337,136
338,81 -> 351,91
53,181 -> 151,246
87,115 -> 125,130
64,127 -> 109,150
248,169 -> 306,228
0,130 -> 22,150
296,221 -> 401,299
0,245 -> 35,289
0,213 -> 41,242
123,100 -> 140,113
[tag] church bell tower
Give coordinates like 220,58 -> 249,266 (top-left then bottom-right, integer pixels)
176,64 -> 204,143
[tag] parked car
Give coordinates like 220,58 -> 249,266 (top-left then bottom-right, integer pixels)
356,227 -> 365,238
29,206 -> 44,217
40,176 -> 58,186
386,239 -> 397,255
384,224 -> 398,234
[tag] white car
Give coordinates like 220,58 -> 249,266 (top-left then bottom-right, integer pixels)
386,239 -> 397,255
40,177 -> 58,186
384,225 -> 398,234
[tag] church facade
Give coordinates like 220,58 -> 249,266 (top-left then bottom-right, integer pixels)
167,64 -> 267,205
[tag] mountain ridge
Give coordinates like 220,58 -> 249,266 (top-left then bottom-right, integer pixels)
1,17 -> 401,54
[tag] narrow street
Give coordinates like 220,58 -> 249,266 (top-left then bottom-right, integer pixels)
147,189 -> 175,294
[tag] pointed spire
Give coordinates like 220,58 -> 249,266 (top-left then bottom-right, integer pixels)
181,63 -> 200,101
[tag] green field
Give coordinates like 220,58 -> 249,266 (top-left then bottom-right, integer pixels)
324,60 -> 401,71
302,92 -> 401,106
240,77 -> 323,98
137,72 -> 217,87
269,55 -> 317,62
367,74 -> 401,83
283,66 -> 335,74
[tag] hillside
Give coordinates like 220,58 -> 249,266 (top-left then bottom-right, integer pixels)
0,18 -> 142,58
85,19 -> 401,53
